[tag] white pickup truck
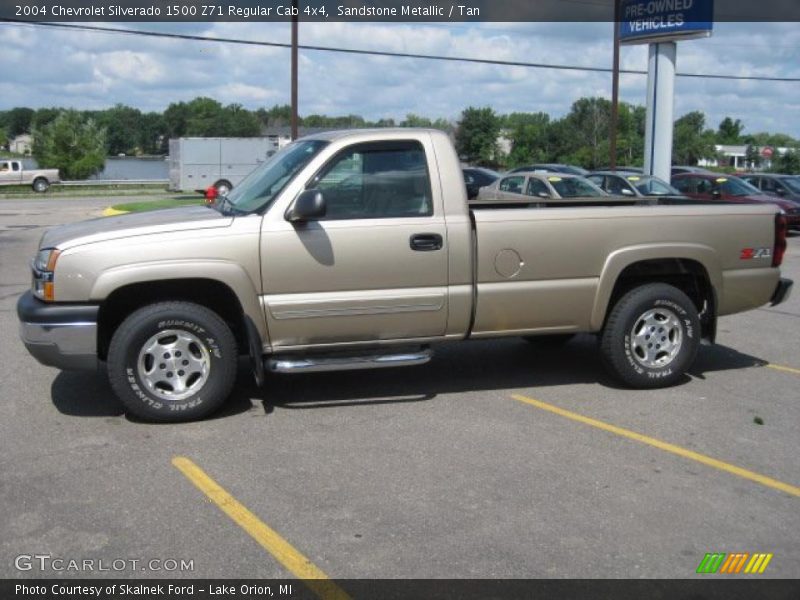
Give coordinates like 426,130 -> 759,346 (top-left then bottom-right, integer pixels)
0,159 -> 60,192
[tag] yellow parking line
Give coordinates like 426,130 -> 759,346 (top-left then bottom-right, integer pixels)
766,363 -> 800,376
511,395 -> 800,498
172,456 -> 351,600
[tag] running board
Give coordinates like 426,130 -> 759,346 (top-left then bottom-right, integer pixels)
267,347 -> 432,374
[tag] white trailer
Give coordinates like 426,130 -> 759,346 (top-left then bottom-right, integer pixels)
168,137 -> 278,195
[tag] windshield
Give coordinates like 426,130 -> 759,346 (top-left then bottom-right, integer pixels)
718,177 -> 760,197
225,140 -> 329,213
627,175 -> 680,196
549,176 -> 606,198
782,177 -> 800,194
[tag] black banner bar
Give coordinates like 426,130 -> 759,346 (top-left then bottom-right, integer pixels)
1,0 -> 799,23
3,579 -> 800,600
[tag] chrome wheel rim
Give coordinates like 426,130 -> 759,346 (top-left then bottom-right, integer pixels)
629,307 -> 683,369
137,329 -> 211,401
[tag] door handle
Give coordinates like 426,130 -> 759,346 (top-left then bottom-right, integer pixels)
410,233 -> 443,252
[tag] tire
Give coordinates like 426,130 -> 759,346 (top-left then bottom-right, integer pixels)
214,180 -> 232,197
107,301 -> 238,422
600,283 -> 700,388
32,177 -> 49,193
523,333 -> 575,346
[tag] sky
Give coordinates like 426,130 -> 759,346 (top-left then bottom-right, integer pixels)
1,20 -> 798,138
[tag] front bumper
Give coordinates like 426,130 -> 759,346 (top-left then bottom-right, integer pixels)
770,278 -> 793,306
17,291 -> 99,370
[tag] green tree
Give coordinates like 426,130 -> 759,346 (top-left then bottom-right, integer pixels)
163,101 -> 190,140
562,97 -> 612,169
770,149 -> 800,174
221,104 -> 262,137
32,108 -> 62,131
137,112 -> 165,155
33,110 -> 106,180
717,117 -> 743,144
97,104 -> 143,155
455,106 -> 500,165
504,112 -> 550,166
6,107 -> 35,137
673,111 -> 716,165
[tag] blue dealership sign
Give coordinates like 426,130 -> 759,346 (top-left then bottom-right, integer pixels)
620,0 -> 713,45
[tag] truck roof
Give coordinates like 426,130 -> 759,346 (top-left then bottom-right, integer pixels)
301,128 -> 447,142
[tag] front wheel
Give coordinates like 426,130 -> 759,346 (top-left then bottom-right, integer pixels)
107,301 -> 238,422
600,283 -> 700,388
32,178 -> 49,193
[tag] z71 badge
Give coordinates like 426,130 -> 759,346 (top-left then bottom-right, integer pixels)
740,247 -> 772,260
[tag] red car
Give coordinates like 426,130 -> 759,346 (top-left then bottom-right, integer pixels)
672,173 -> 800,230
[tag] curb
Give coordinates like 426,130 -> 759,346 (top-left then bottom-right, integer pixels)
102,207 -> 129,216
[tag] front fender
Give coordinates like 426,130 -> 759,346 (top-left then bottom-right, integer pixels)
89,259 -> 268,343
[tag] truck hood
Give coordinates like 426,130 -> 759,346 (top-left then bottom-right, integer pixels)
40,205 -> 234,250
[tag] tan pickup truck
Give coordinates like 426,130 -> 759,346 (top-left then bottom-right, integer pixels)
0,159 -> 60,192
17,129 -> 793,421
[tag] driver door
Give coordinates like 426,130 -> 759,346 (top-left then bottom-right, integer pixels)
260,139 -> 449,349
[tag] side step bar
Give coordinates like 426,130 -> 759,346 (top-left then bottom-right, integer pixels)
267,347 -> 432,374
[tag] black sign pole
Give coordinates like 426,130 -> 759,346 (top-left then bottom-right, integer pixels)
291,0 -> 299,141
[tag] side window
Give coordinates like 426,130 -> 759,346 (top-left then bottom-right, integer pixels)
762,178 -> 777,193
499,176 -> 524,194
463,172 -> 475,185
311,141 -> 432,220
0,162 -> 8,172
525,178 -> 549,197
12,162 -> 21,172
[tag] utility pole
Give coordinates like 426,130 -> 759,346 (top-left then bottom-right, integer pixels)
609,0 -> 620,170
291,0 -> 299,140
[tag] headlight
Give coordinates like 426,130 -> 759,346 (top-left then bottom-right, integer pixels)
32,248 -> 60,301
34,249 -> 60,272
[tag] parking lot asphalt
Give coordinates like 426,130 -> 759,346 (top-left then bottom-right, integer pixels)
0,196 -> 798,583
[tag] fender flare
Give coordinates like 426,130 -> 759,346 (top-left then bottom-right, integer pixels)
590,243 -> 721,331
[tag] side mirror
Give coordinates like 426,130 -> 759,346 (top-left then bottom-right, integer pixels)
537,192 -> 551,199
621,188 -> 635,196
711,189 -> 722,199
776,187 -> 786,196
286,189 -> 326,223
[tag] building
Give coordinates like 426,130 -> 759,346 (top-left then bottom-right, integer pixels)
9,134 -> 32,155
698,144 -> 796,171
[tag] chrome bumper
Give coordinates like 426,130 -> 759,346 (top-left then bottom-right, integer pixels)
17,291 -> 99,370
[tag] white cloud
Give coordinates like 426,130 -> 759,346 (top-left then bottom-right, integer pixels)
0,20 -> 797,137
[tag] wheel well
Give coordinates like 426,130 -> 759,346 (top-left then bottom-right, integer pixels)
214,179 -> 232,189
606,258 -> 716,339
97,279 -> 247,360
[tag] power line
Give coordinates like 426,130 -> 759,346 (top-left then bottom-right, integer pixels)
3,18 -> 800,83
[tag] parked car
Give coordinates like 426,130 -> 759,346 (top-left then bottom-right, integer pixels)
17,129 -> 792,422
462,167 -> 500,200
671,166 -> 713,176
0,159 -> 60,192
739,173 -> 800,203
587,172 -> 686,198
508,163 -> 589,176
672,173 -> 800,230
595,166 -> 643,173
475,172 -> 609,205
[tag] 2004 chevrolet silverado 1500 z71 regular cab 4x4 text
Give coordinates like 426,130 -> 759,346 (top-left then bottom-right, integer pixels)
18,129 -> 794,421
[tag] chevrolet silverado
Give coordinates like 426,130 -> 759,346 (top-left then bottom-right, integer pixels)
17,129 -> 793,421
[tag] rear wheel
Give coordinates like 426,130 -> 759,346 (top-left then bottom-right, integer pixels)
32,177 -> 49,193
600,283 -> 699,388
107,301 -> 238,422
214,180 -> 232,197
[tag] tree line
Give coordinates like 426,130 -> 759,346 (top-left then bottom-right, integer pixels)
1,97 -> 798,178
